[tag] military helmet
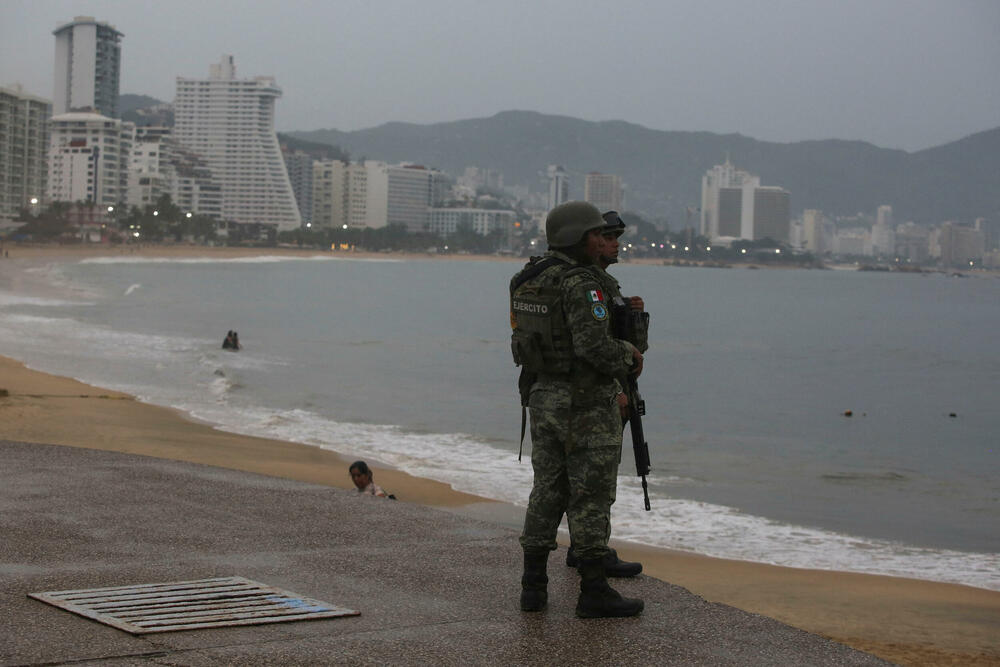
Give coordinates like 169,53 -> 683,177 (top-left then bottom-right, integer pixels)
602,210 -> 626,237
545,201 -> 605,247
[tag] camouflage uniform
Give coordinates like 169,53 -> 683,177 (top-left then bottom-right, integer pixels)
591,265 -> 648,354
517,250 -> 637,561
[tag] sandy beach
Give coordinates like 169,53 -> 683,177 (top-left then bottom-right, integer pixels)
1,243 -> 998,666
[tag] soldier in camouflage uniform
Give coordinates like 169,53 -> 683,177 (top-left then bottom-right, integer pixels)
511,201 -> 644,618
563,211 -> 648,577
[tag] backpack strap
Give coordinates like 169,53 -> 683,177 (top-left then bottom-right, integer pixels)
510,256 -> 568,295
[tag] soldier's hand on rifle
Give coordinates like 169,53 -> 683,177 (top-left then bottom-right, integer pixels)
630,348 -> 644,377
616,391 -> 629,417
628,296 -> 645,312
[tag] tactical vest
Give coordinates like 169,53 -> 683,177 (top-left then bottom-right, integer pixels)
509,256 -> 589,375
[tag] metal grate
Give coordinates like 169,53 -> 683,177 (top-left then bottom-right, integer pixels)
28,576 -> 359,634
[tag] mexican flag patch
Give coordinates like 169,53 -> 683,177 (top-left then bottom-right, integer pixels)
588,289 -> 603,303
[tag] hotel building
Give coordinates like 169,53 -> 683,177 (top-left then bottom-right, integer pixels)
47,112 -> 132,206
547,165 -> 569,209
584,172 -> 623,213
0,85 -> 51,218
52,16 -> 123,118
173,56 -> 300,229
701,160 -> 790,242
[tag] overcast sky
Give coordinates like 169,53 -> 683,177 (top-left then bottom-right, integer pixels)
2,0 -> 998,152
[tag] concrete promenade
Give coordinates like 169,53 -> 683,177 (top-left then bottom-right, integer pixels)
0,440 -> 890,666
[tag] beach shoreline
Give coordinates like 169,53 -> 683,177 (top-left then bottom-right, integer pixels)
1,244 -> 999,665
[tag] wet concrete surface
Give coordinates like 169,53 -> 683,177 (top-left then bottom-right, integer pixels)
0,440 -> 891,666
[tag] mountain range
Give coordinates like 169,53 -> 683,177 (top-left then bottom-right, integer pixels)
122,96 -> 999,225
288,111 -> 999,226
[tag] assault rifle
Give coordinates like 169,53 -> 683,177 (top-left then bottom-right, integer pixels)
611,296 -> 652,511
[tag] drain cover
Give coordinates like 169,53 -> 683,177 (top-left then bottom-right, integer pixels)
29,576 -> 359,634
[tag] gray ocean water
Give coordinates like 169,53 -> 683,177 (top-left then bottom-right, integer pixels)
2,255 -> 997,590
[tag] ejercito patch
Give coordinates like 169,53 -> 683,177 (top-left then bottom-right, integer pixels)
592,303 -> 608,320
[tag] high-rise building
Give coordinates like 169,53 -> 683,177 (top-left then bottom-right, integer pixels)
52,16 -> 123,118
895,222 -> 930,263
974,217 -> 999,252
127,127 -> 221,219
700,159 -> 758,238
387,164 -> 440,232
459,166 -> 503,192
938,222 -> 985,267
876,205 -> 893,228
584,172 -> 624,213
47,112 -> 131,206
701,160 -> 790,242
750,187 -> 791,242
547,165 -> 569,210
282,149 -> 314,227
428,208 -> 515,237
833,228 -> 870,256
344,161 -> 388,229
802,209 -> 824,254
311,159 -> 346,229
311,160 -> 441,231
173,56 -> 300,229
0,85 -> 51,218
870,204 -> 895,256
127,130 -> 173,210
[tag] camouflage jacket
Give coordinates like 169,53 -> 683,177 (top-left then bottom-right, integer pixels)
591,265 -> 649,354
517,250 -> 636,386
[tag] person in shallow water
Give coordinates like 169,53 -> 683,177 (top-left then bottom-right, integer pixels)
222,330 -> 241,351
349,461 -> 390,498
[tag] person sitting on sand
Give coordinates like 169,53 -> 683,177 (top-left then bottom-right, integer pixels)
349,460 -> 389,498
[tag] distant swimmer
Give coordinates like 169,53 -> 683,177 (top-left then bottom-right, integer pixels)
222,330 -> 241,351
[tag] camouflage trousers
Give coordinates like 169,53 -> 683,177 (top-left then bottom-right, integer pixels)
519,380 -> 621,561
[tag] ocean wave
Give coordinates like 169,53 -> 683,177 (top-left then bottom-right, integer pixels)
178,401 -> 999,592
0,292 -> 92,308
5,312 -> 996,592
22,263 -> 102,299
78,255 -> 403,265
821,471 -> 910,483
208,375 -> 236,403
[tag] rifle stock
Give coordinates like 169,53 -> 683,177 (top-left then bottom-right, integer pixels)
611,297 -> 652,511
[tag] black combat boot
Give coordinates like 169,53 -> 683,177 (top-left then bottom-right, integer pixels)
520,551 -> 549,612
566,546 -> 642,577
575,558 -> 644,618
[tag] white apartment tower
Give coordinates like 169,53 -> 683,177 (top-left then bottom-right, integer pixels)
871,204 -> 895,256
547,165 -> 569,209
127,127 -> 221,219
701,159 -> 790,242
387,164 -> 437,232
0,85 -> 51,218
312,159 -> 346,228
52,16 -> 123,118
700,159 -> 758,238
283,149 -> 315,227
47,112 -> 132,205
173,56 -> 300,229
802,209 -> 825,254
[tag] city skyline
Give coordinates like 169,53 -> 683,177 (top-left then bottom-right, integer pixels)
2,0 -> 999,152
